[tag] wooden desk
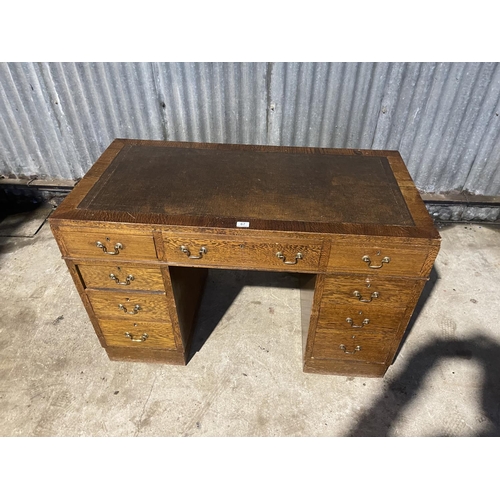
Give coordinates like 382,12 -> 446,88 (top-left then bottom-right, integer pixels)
49,139 -> 440,377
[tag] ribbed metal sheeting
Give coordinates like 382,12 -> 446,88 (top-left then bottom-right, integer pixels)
1,62 -> 499,195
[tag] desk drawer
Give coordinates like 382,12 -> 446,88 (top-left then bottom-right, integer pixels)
87,290 -> 170,322
317,303 -> 406,332
312,329 -> 395,363
163,235 -> 322,272
98,319 -> 176,350
60,229 -> 157,260
328,243 -> 429,276
322,275 -> 419,307
79,263 -> 164,291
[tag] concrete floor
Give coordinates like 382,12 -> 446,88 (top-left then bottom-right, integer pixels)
1,217 -> 499,437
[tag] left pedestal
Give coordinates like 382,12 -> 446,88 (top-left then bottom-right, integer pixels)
50,224 -> 203,365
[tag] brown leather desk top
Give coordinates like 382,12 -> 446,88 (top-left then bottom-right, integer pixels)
51,139 -> 439,240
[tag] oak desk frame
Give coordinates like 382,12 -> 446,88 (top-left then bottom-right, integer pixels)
50,139 -> 440,378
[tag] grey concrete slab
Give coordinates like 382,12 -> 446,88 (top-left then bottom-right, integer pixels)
0,221 -> 499,436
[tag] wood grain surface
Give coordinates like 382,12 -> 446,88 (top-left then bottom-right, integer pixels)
86,290 -> 170,322
312,329 -> 395,363
98,319 -> 176,349
321,274 -> 421,306
163,234 -> 323,272
304,358 -> 388,377
78,263 -> 165,291
328,243 -> 430,276
299,274 -> 317,358
167,266 -> 208,358
105,346 -> 185,364
60,229 -> 157,260
317,303 -> 407,332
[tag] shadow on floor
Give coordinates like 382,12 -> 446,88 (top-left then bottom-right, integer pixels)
186,269 -> 301,362
0,187 -> 43,222
0,188 -> 53,244
347,333 -> 500,436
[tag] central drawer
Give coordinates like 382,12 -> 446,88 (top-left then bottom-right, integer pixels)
86,290 -> 170,322
163,234 -> 322,272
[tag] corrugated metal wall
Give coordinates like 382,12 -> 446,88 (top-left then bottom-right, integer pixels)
1,62 -> 499,196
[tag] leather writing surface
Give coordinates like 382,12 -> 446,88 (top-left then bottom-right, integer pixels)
79,145 -> 414,227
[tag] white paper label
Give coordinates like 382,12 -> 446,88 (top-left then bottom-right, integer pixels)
236,221 -> 250,228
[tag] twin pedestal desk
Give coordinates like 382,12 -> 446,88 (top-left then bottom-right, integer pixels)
49,140 -> 440,378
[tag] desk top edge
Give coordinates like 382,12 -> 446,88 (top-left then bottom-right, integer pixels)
50,139 -> 440,241
110,138 -> 405,157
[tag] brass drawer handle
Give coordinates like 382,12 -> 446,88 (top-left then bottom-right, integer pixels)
109,273 -> 134,286
339,344 -> 361,354
180,245 -> 207,259
276,251 -> 303,265
96,241 -> 123,255
362,255 -> 390,269
346,317 -> 370,328
353,290 -> 379,303
118,303 -> 141,315
124,332 -> 148,342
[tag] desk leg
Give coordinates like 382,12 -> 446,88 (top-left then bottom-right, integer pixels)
164,266 -> 208,363
299,274 -> 318,360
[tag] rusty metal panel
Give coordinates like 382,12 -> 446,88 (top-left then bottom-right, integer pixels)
0,62 -> 499,196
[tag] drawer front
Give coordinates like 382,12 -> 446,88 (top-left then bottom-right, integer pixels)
317,303 -> 406,332
87,290 -> 170,322
322,275 -> 418,307
79,263 -> 164,291
163,235 -> 322,272
328,244 -> 429,276
60,229 -> 157,260
99,319 -> 176,350
312,329 -> 395,363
